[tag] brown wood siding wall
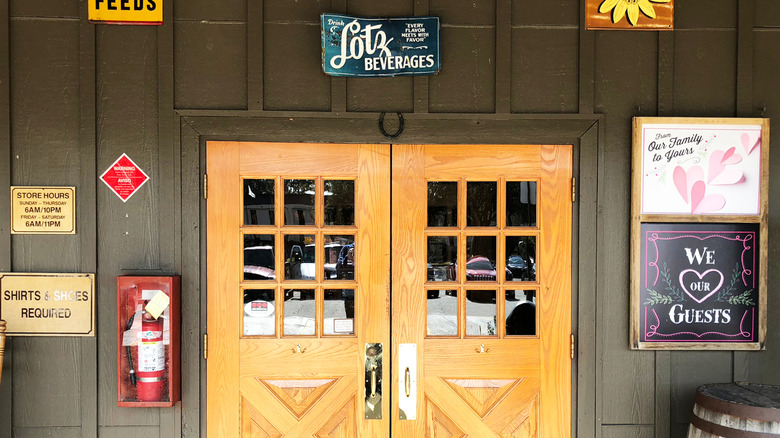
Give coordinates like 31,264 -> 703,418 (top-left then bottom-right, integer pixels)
0,1 -> 778,437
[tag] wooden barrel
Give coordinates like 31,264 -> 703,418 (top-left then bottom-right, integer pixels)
688,383 -> 780,437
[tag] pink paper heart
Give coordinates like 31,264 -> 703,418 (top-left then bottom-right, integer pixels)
672,166 -> 688,203
690,180 -> 725,214
720,147 -> 742,165
679,269 -> 724,304
708,151 -> 726,183
673,166 -> 704,204
742,133 -> 761,156
710,168 -> 743,185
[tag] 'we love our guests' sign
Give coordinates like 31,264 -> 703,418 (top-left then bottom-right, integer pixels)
638,223 -> 759,346
631,118 -> 769,350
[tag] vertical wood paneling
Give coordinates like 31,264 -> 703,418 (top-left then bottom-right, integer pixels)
158,1 -> 179,435
263,22 -> 330,111
594,30 -> 658,426
173,0 -> 245,21
755,0 -> 780,27
180,121 -> 202,437
247,0 -> 263,110
670,352 -> 732,427
9,0 -> 78,19
347,0 -> 413,16
512,0 -> 579,26
346,77 -> 414,113
747,29 -> 780,386
10,18 -> 82,429
0,2 -> 10,434
603,425 -> 655,438
675,0 -> 737,29
414,0 -> 430,113
577,126 -> 600,438
174,22 -> 247,110
672,31 -> 737,116
655,28 -> 674,438
78,1 -> 98,436
13,426 -> 84,438
510,28 -> 578,113
98,426 -> 160,438
429,27 -> 495,113
96,24 -> 161,427
495,0 -> 511,114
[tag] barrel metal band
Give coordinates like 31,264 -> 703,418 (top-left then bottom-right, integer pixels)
697,391 -> 780,422
137,376 -> 163,383
690,413 -> 777,438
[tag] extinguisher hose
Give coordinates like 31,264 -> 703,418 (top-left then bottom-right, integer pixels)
125,313 -> 137,386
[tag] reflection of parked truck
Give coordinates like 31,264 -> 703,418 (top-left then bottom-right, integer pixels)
243,245 -> 275,280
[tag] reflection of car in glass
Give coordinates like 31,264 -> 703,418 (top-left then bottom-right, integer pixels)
465,256 -> 513,281
336,244 -> 355,280
427,262 -> 456,282
323,243 -> 344,279
506,254 -> 534,281
300,244 -> 318,280
243,246 -> 276,280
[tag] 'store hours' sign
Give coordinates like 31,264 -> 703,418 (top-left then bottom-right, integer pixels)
11,186 -> 76,234
0,273 -> 95,336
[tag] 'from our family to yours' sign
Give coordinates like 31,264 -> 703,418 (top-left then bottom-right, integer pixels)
638,223 -> 760,346
631,117 -> 768,351
321,14 -> 440,77
638,120 -> 764,215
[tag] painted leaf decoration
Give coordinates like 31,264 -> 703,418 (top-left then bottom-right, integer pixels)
613,1 -> 627,23
638,0 -> 657,19
599,0 -> 619,14
627,4 -> 640,25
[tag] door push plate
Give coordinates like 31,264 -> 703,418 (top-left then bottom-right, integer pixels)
364,343 -> 382,419
398,343 -> 417,420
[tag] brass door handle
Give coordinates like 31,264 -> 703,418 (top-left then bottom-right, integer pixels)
292,344 -> 307,353
370,364 -> 378,398
475,344 -> 490,353
405,367 -> 411,397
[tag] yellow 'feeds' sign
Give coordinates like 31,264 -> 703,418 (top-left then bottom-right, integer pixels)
88,0 -> 162,25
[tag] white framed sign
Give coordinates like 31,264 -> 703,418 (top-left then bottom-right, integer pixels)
635,118 -> 768,216
630,117 -> 770,351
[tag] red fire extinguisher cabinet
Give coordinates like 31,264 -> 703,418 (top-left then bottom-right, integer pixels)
116,276 -> 180,407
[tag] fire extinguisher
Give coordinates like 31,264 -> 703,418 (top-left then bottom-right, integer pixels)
136,309 -> 165,401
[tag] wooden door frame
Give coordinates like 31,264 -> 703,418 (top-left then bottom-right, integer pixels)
178,112 -> 602,437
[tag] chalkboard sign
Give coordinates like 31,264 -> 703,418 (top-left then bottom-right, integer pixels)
636,223 -> 760,347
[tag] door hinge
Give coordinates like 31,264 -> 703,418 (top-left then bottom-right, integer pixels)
204,333 -> 208,360
571,334 -> 576,360
203,174 -> 208,200
571,177 -> 576,203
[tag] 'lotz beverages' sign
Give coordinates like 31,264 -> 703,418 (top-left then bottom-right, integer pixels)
321,14 -> 440,77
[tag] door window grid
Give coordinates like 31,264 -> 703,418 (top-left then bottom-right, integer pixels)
425,178 -> 541,339
240,177 -> 357,339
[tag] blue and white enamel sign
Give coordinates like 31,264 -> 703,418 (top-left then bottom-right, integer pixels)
321,14 -> 440,77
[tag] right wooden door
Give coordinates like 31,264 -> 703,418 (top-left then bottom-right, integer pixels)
391,144 -> 573,437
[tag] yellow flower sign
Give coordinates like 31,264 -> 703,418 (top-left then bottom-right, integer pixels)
586,0 -> 673,30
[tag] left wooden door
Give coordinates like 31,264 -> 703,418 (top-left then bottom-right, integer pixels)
207,141 -> 391,437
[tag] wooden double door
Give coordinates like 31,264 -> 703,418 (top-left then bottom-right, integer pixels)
206,142 -> 572,437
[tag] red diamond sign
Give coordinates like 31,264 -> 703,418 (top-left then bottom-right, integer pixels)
100,153 -> 149,202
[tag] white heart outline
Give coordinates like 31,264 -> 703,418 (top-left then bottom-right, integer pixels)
678,269 -> 724,304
